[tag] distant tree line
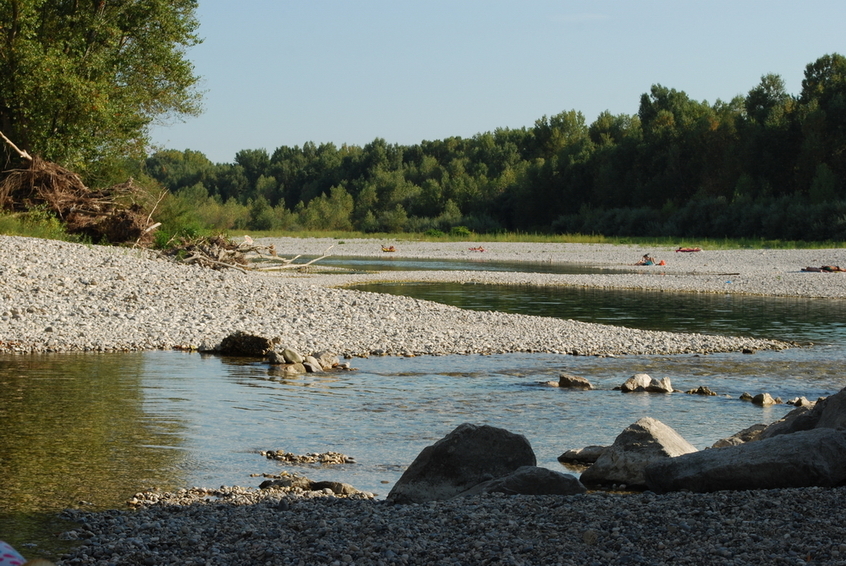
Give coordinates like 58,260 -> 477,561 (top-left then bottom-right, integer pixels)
146,53 -> 846,241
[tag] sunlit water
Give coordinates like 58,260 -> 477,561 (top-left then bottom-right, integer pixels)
3,266 -> 846,555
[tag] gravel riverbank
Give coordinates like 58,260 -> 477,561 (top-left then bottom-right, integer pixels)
0,235 -> 800,355
56,486 -> 846,566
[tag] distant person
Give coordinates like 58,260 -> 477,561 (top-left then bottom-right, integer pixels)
636,254 -> 655,266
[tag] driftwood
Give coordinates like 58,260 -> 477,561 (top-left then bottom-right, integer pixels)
159,235 -> 332,272
0,129 -> 158,245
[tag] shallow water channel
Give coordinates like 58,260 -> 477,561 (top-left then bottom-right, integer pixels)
2,264 -> 846,556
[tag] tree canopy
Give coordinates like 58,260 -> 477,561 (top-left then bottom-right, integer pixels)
0,0 -> 202,175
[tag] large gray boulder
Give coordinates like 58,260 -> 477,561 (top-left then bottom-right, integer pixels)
579,417 -> 697,488
457,466 -> 586,497
645,428 -> 846,493
712,423 -> 768,448
812,388 -> 846,430
386,423 -> 536,504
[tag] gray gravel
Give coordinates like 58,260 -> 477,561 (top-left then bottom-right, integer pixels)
57,485 -> 846,565
263,236 -> 846,299
0,235 -> 792,355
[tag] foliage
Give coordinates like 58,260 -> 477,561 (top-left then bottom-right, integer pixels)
0,0 -> 202,174
0,207 -> 73,240
139,53 -> 846,243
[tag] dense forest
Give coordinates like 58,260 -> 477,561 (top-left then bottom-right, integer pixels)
146,53 -> 846,242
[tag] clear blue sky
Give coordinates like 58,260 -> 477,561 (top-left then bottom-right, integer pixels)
149,0 -> 846,164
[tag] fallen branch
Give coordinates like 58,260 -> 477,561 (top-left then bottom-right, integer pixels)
252,245 -> 334,271
0,129 -> 31,161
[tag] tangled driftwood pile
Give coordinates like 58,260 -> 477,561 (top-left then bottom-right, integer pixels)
0,130 -> 159,245
158,235 -> 332,272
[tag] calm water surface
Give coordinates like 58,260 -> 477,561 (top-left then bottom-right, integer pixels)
304,255 -> 635,275
3,268 -> 846,557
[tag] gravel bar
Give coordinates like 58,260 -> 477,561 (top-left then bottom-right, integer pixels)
0,235 -> 799,355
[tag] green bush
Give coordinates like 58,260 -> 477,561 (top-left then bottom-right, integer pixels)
449,225 -> 472,237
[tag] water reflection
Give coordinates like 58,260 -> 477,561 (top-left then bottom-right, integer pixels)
304,255 -> 635,275
0,352 -> 189,554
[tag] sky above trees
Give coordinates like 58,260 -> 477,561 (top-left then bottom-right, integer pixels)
149,0 -> 846,164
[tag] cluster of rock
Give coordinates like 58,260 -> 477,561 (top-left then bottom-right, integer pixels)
549,371 -> 809,408
386,423 -> 587,503
547,372 -> 676,393
218,331 -> 352,374
388,388 -> 846,502
258,476 -> 370,498
260,450 -> 356,465
559,386 -> 846,493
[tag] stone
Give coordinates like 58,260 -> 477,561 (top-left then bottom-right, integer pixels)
218,331 -> 272,356
758,406 -> 818,440
579,417 -> 697,488
686,386 -> 717,396
813,387 -> 846,430
740,392 -> 753,401
302,361 -> 322,373
315,351 -> 340,370
267,350 -> 285,364
281,347 -> 304,364
457,466 -> 586,497
645,376 -> 673,393
386,423 -> 536,504
752,392 -> 778,406
619,373 -> 672,393
558,373 -> 593,390
620,373 -> 652,392
645,428 -> 846,493
268,363 -> 306,376
259,477 -> 365,496
557,445 -> 607,465
712,423 -> 768,448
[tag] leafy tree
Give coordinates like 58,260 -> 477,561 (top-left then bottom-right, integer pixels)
146,149 -> 213,191
235,148 -> 270,188
0,0 -> 202,175
745,74 -> 789,125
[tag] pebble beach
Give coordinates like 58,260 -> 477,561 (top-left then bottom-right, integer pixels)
3,234 -> 846,565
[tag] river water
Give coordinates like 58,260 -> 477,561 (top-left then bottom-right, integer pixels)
2,260 -> 846,556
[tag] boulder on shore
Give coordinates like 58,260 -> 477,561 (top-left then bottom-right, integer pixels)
457,466 -> 586,497
579,417 -> 697,488
386,423 -> 536,504
645,428 -> 846,493
557,445 -> 607,465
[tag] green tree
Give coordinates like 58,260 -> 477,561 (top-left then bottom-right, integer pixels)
0,0 -> 202,175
